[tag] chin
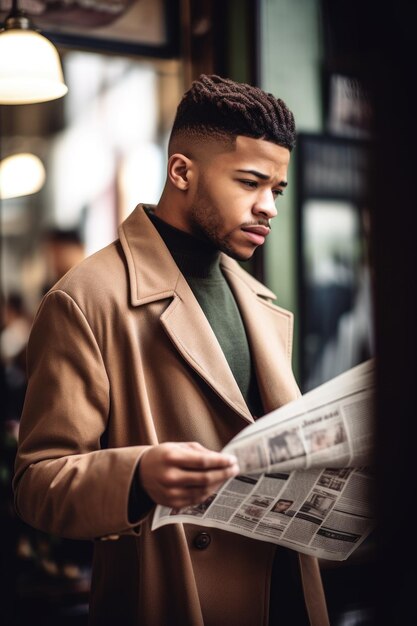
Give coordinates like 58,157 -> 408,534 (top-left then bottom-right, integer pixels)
224,248 -> 256,262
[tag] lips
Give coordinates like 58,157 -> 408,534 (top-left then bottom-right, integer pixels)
241,225 -> 270,245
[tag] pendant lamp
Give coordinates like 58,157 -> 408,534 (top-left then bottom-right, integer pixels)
0,0 -> 68,104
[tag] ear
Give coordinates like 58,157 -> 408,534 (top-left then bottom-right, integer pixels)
167,153 -> 194,191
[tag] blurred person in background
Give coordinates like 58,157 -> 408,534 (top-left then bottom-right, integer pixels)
41,227 -> 85,295
1,292 -> 31,425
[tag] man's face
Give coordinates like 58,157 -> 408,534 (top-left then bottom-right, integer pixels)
275,500 -> 292,512
186,135 -> 290,261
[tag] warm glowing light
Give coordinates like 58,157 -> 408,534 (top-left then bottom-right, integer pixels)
0,153 -> 46,199
0,29 -> 68,104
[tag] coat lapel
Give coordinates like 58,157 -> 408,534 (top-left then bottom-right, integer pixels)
160,277 -> 254,423
119,205 -> 253,424
221,256 -> 301,413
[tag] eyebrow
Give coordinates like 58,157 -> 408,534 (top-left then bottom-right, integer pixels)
236,169 -> 288,187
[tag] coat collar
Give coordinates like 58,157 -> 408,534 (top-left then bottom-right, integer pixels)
119,205 -> 298,422
118,204 -> 276,305
119,205 -> 181,306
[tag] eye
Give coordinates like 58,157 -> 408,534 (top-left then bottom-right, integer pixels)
272,189 -> 284,199
239,179 -> 258,189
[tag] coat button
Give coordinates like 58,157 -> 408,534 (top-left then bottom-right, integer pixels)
193,532 -> 211,550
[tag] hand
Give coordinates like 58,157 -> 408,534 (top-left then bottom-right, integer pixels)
138,442 -> 239,509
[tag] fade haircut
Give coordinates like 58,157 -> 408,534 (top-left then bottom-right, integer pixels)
169,74 -> 296,152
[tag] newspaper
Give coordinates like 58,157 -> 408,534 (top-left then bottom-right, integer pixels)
152,359 -> 376,561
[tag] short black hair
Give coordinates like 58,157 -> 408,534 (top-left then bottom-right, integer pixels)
170,74 -> 296,151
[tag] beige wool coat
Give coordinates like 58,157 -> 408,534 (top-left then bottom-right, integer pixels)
14,205 -> 329,626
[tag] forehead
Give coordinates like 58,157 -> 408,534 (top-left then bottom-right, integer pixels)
203,135 -> 290,178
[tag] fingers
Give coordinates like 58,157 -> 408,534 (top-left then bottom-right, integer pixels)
160,465 -> 238,490
163,444 -> 238,471
138,442 -> 240,509
159,464 -> 238,508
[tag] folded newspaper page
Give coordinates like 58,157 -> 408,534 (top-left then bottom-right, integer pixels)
152,359 -> 375,561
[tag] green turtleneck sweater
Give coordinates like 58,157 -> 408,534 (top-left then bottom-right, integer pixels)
147,208 -> 263,418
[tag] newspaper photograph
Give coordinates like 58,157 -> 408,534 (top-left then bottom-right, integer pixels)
152,359 -> 376,561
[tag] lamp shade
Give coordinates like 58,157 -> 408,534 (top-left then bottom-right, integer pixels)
0,29 -> 68,104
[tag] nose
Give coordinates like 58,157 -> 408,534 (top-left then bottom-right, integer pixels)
252,189 -> 278,220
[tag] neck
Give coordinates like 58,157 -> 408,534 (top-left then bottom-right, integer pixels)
146,207 -> 220,279
154,188 -> 190,233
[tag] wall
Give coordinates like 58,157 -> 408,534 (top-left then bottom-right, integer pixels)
260,0 -> 323,379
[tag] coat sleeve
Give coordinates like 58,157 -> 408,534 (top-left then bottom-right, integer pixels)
13,289 -> 152,540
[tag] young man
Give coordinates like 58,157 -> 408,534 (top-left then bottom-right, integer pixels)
14,75 -> 329,625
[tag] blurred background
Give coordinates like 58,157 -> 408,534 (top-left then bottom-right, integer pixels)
1,0 -> 416,624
